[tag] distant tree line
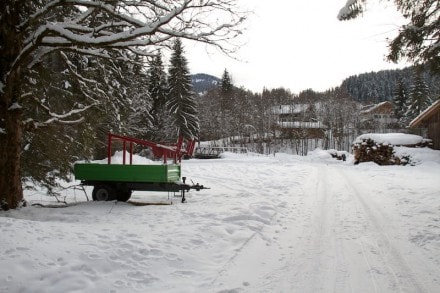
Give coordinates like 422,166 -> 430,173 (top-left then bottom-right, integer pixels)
197,65 -> 438,155
341,65 -> 440,104
197,72 -> 356,153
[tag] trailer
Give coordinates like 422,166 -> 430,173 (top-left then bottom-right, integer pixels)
74,134 -> 206,203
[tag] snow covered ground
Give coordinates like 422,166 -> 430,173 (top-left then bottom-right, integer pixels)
1,148 -> 440,292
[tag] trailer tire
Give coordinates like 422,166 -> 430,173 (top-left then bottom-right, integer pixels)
117,190 -> 132,202
92,185 -> 116,201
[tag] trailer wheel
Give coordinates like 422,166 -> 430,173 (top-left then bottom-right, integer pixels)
92,185 -> 116,201
117,190 -> 132,202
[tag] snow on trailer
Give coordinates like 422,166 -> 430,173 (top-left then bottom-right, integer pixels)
74,134 -> 207,203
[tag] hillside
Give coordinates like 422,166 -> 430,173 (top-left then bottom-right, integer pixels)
340,66 -> 440,103
192,67 -> 440,104
191,73 -> 220,95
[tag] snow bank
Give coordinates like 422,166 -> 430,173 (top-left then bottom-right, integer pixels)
354,133 -> 424,146
394,146 -> 440,166
308,148 -> 333,159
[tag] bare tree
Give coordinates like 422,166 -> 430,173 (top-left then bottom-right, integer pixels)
0,0 -> 246,210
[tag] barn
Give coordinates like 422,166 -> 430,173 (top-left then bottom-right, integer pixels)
409,100 -> 440,150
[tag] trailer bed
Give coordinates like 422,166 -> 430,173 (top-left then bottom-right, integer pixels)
74,163 -> 181,183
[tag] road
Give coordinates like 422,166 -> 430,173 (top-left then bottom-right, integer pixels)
210,163 -> 439,293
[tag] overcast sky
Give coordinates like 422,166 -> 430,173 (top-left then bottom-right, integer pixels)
185,0 -> 408,94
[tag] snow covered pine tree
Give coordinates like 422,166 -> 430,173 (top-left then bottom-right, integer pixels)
406,69 -> 432,122
148,52 -> 170,141
167,39 -> 199,140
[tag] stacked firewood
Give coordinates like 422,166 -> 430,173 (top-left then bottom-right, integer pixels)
353,138 -> 401,165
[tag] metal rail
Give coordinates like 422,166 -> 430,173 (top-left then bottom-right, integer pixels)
107,133 -> 196,165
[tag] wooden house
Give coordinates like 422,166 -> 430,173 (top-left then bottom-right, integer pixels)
409,99 -> 440,150
271,104 -> 326,139
359,101 -> 398,130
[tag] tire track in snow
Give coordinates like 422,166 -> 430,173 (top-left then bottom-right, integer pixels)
255,163 -> 412,293
199,159 -> 436,293
294,164 -> 353,292
337,167 -> 431,293
249,164 -> 353,292
206,161 -> 312,292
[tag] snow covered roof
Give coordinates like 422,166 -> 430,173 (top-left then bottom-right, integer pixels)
354,133 -> 424,146
409,99 -> 440,127
359,101 -> 393,115
277,121 -> 326,129
271,104 -> 310,115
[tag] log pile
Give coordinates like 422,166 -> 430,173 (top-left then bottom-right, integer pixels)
353,138 -> 402,165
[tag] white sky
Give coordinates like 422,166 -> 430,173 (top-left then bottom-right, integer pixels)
185,0 -> 408,94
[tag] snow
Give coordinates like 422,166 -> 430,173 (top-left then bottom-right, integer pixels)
277,121 -> 326,129
8,102 -> 23,111
2,148 -> 440,292
359,101 -> 392,114
271,104 -> 310,114
91,151 -> 163,165
354,133 -> 425,146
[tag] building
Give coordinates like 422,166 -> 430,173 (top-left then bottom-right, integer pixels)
409,99 -> 440,150
271,104 -> 326,139
358,101 -> 398,130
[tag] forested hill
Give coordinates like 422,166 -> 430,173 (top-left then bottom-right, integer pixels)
191,73 -> 220,94
340,66 -> 440,103
191,67 -> 440,104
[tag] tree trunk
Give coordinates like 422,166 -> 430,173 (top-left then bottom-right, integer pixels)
0,111 -> 24,210
0,79 -> 24,210
0,1 -> 24,210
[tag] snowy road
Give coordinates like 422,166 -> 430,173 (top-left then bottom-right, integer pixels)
1,150 -> 440,292
211,161 -> 439,292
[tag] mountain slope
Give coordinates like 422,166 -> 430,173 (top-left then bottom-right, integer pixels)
341,66 -> 440,103
191,73 -> 220,95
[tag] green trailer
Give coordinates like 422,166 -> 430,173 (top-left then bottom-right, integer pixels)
74,163 -> 192,202
74,134 -> 206,203
74,164 -> 181,184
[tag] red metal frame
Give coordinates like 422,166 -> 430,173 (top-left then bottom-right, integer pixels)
107,133 -> 196,165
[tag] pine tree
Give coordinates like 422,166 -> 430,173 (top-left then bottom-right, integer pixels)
405,70 -> 432,123
220,69 -> 233,111
127,55 -> 153,140
147,52 -> 169,141
167,39 -> 199,140
198,87 -> 223,141
392,79 -> 408,123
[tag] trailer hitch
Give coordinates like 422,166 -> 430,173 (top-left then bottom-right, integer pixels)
182,177 -> 210,191
181,177 -> 210,203
190,182 -> 210,191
